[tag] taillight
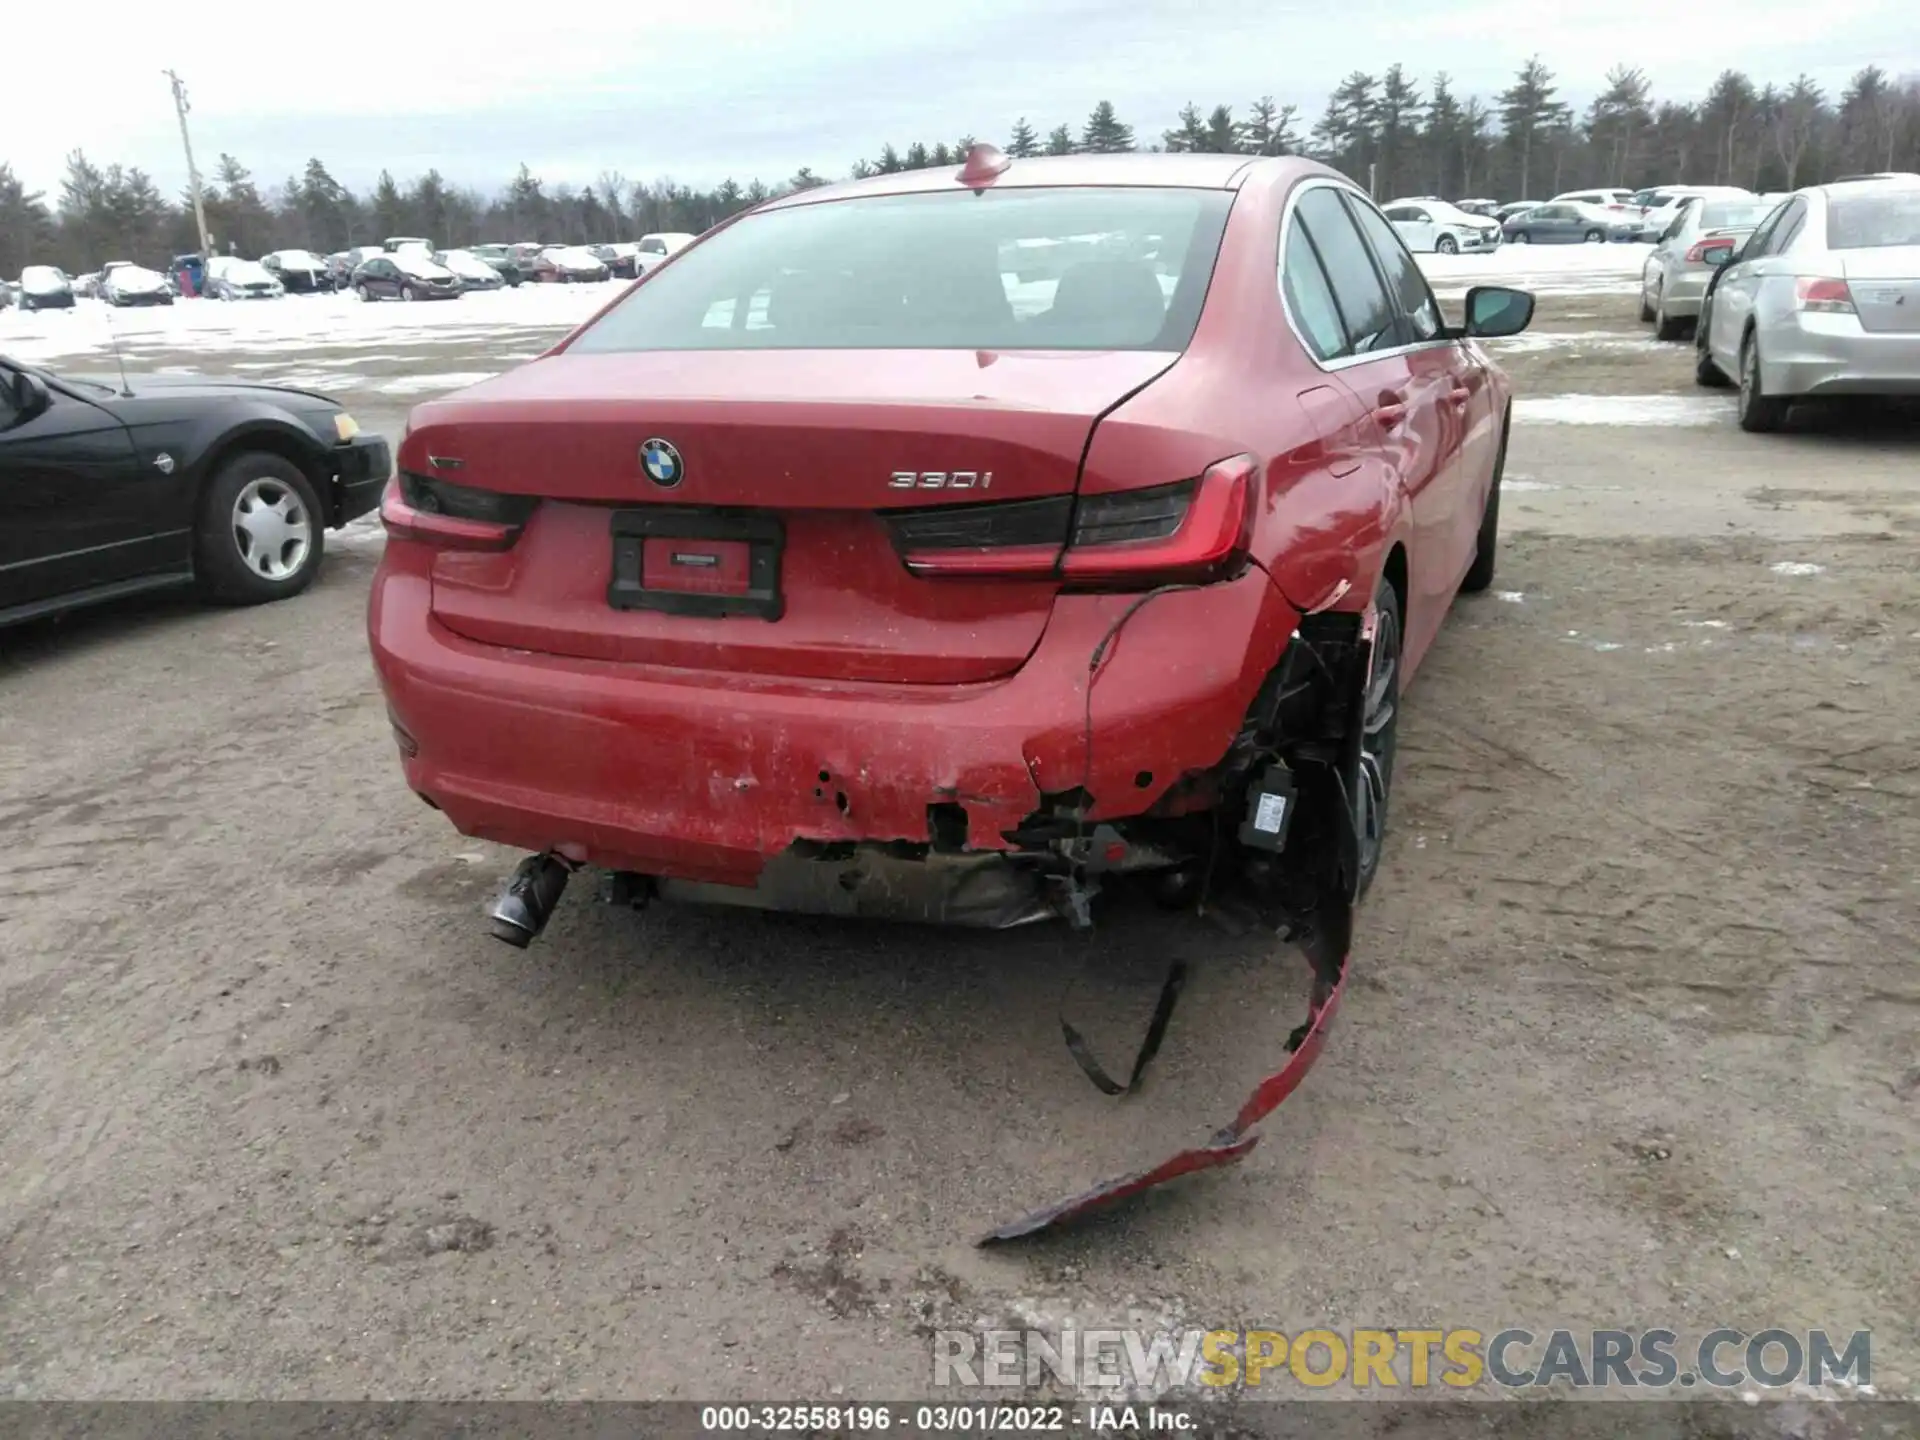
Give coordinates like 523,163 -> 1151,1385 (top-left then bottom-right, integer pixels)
890,454 -> 1259,588
1684,239 -> 1732,262
1793,277 -> 1856,314
380,473 -> 538,550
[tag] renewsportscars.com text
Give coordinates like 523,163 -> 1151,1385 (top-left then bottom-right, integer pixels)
933,1327 -> 1872,1392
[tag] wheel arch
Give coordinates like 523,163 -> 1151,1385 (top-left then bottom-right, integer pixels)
188,419 -> 332,520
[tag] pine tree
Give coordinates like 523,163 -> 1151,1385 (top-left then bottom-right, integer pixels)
1838,66 -> 1897,173
1203,105 -> 1243,154
1423,74 -> 1463,195
1700,70 -> 1759,183
1772,76 -> 1827,189
1375,65 -> 1422,198
0,163 -> 56,277
1045,123 -> 1075,156
1310,72 -> 1379,183
875,144 -> 904,174
1242,96 -> 1299,156
904,141 -> 930,169
1007,119 -> 1039,157
1080,101 -> 1135,153
1497,57 -> 1569,200
930,143 -> 953,167
1163,103 -> 1209,152
788,166 -> 826,191
1584,66 -> 1652,186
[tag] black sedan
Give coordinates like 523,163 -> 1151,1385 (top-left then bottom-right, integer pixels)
0,357 -> 391,627
350,253 -> 461,302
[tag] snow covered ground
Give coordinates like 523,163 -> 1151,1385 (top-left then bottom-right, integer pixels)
0,243 -> 1652,369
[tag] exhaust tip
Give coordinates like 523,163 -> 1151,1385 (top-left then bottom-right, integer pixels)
485,852 -> 574,948
487,910 -> 537,948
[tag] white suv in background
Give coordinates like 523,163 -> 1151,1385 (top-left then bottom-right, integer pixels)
634,232 -> 695,273
1379,199 -> 1503,254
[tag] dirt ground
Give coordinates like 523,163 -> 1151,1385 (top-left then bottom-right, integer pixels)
2,291 -> 1916,1423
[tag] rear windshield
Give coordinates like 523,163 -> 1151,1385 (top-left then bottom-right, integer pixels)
567,187 -> 1232,353
1700,202 -> 1774,230
1827,190 -> 1920,249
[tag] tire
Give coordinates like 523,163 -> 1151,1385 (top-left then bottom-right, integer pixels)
1435,234 -> 1458,256
400,283 -> 417,302
1695,340 -> 1732,389
1352,580 -> 1401,902
1737,330 -> 1790,433
1654,294 -> 1688,342
192,452 -> 326,606
1584,229 -> 1606,243
1459,413 -> 1507,595
1639,286 -> 1656,323
1510,231 -> 1530,244
357,283 -> 374,302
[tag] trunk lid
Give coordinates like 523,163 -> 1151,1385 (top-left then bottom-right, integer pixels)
410,348 -> 1176,684
1838,248 -> 1920,334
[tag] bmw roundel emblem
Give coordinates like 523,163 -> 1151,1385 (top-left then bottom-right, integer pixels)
640,438 -> 683,489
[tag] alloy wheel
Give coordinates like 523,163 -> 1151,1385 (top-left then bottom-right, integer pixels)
231,476 -> 312,582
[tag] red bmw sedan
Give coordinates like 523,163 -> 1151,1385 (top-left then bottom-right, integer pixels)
369,149 -> 1534,946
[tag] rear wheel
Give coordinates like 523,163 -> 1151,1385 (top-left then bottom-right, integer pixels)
1737,330 -> 1791,433
1584,228 -> 1606,243
1510,231 -> 1531,244
1435,234 -> 1458,256
1654,291 -> 1688,342
193,453 -> 325,605
1353,582 -> 1401,901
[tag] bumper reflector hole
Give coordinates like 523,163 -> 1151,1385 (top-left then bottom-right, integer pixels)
1134,770 -> 1154,789
818,768 -> 832,783
834,791 -> 850,815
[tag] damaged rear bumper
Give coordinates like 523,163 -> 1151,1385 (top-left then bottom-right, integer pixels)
369,551 -> 1301,889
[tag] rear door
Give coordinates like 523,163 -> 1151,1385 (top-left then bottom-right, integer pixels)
1713,198 -> 1801,357
1289,184 -> 1459,665
0,370 -> 156,613
1345,194 -> 1489,647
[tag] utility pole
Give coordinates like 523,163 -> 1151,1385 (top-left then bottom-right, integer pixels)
164,69 -> 213,256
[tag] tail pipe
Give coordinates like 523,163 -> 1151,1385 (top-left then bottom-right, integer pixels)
487,852 -> 576,948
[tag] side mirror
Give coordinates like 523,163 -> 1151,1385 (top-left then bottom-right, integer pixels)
1700,245 -> 1736,268
1461,285 -> 1535,339
5,369 -> 52,422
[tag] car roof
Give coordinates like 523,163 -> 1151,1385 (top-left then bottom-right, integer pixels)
757,152 -> 1292,211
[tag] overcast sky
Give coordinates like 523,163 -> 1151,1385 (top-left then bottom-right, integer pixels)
9,0 -> 1916,199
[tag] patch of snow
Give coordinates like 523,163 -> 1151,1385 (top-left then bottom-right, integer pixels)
1769,561 -> 1825,576
1683,619 -> 1732,629
1496,590 -> 1525,603
1503,479 -> 1559,492
331,515 -> 387,554
1515,394 -> 1734,427
375,371 -> 498,396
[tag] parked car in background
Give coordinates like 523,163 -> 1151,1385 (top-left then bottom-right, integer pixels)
71,272 -> 102,299
1380,198 -> 1502,254
385,236 -> 435,256
0,356 -> 391,625
17,266 -> 76,310
468,244 -> 526,285
634,231 -> 695,272
437,249 -> 507,291
1502,202 -> 1613,244
0,283 -> 14,310
1549,188 -> 1635,222
169,254 -> 207,297
205,256 -> 285,301
532,245 -> 610,283
352,251 -> 462,301
1639,195 -> 1777,339
1454,198 -> 1501,217
101,263 -> 175,306
262,249 -> 335,293
1695,180 -> 1920,430
1832,172 -> 1920,183
1493,201 -> 1538,224
1615,185 -> 1754,242
592,242 -> 641,279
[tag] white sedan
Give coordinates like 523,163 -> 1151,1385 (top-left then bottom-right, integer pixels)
100,262 -> 174,307
1379,199 -> 1503,254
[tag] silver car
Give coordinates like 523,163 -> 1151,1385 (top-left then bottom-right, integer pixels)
1640,196 -> 1777,339
1698,180 -> 1920,431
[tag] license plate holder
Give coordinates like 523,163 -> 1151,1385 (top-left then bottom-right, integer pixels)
608,508 -> 784,620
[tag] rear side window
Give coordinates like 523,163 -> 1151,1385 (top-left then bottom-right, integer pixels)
1343,194 -> 1443,342
1293,187 -> 1401,354
1281,223 -> 1349,362
568,187 -> 1233,353
1827,190 -> 1920,249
